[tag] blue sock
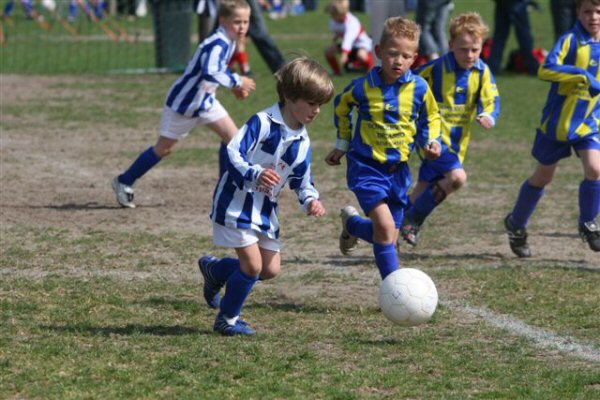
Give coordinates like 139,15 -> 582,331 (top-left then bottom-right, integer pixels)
373,242 -> 399,280
347,215 -> 373,243
68,2 -> 78,19
219,143 -> 228,178
579,179 -> 600,223
118,146 -> 162,186
220,269 -> 258,318
511,180 -> 545,228
4,1 -> 14,16
407,185 -> 438,225
210,257 -> 240,283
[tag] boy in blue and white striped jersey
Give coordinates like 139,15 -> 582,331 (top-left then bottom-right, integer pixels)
199,57 -> 335,336
111,0 -> 256,208
504,0 -> 600,256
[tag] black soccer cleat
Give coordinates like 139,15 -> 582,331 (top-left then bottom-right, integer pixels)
504,214 -> 531,258
579,221 -> 600,252
400,215 -> 421,247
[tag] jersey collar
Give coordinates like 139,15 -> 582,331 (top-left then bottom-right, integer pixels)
573,20 -> 596,45
445,52 -> 485,72
368,66 -> 415,88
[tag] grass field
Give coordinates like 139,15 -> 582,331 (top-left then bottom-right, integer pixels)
1,1 -> 599,399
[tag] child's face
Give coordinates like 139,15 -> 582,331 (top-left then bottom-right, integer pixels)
331,11 -> 346,23
450,32 -> 483,70
286,98 -> 322,126
220,8 -> 251,41
375,36 -> 418,84
577,1 -> 600,40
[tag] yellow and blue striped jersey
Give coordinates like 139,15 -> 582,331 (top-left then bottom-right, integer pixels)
334,67 -> 441,165
415,52 -> 500,163
538,20 -> 600,142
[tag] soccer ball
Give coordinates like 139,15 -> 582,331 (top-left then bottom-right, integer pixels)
378,268 -> 438,326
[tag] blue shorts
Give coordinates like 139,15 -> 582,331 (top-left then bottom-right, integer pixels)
532,130 -> 600,165
346,152 -> 411,228
418,148 -> 463,183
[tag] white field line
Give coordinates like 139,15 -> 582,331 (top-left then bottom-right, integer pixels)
444,300 -> 600,364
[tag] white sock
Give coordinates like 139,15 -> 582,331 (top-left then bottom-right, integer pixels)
225,315 -> 239,326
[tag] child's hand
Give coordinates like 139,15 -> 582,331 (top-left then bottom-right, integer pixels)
232,87 -> 249,100
476,115 -> 494,129
257,168 -> 281,189
240,76 -> 256,94
424,141 -> 441,160
307,199 -> 326,217
325,149 -> 346,166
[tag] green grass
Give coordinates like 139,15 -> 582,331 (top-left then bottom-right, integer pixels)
2,1 -> 600,398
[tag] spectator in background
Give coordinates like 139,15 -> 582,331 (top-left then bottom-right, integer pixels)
303,0 -> 318,11
415,0 -> 453,62
550,0 -> 577,40
368,0 -> 405,46
324,0 -> 374,76
488,0 -> 539,75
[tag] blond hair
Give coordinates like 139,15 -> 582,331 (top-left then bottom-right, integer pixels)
380,16 -> 421,47
576,0 -> 600,8
275,57 -> 335,105
218,0 -> 250,18
325,0 -> 349,17
449,12 -> 489,42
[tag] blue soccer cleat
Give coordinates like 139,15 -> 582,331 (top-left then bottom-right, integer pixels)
198,255 -> 225,309
213,313 -> 255,336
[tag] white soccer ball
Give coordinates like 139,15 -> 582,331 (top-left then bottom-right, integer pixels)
379,268 -> 438,326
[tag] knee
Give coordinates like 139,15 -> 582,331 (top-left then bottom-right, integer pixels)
449,170 -> 467,190
373,222 -> 397,244
260,263 -> 281,280
529,175 -> 552,188
585,166 -> 600,181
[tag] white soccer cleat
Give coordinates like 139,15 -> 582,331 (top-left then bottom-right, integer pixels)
339,206 -> 359,255
112,176 -> 135,208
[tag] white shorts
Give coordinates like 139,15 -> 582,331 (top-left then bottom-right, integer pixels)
212,223 -> 281,252
159,101 -> 228,140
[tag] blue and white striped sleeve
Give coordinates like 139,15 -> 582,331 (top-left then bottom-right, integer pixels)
288,146 -> 319,214
205,42 -> 242,89
226,115 -> 265,190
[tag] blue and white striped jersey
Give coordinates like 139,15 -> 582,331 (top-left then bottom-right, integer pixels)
165,26 -> 242,117
211,103 -> 320,239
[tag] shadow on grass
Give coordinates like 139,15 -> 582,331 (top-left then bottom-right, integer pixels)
18,202 -> 165,210
41,324 -> 210,336
246,302 -> 334,314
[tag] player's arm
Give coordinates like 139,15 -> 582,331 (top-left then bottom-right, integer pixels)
415,83 -> 442,160
476,66 -> 501,129
205,44 -> 244,89
288,147 -> 322,215
226,114 -> 266,190
538,35 -> 600,96
333,81 -> 358,152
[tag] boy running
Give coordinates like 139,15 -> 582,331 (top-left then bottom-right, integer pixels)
504,0 -> 600,256
400,12 -> 500,247
325,16 -> 441,280
198,57 -> 335,336
112,0 -> 256,208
